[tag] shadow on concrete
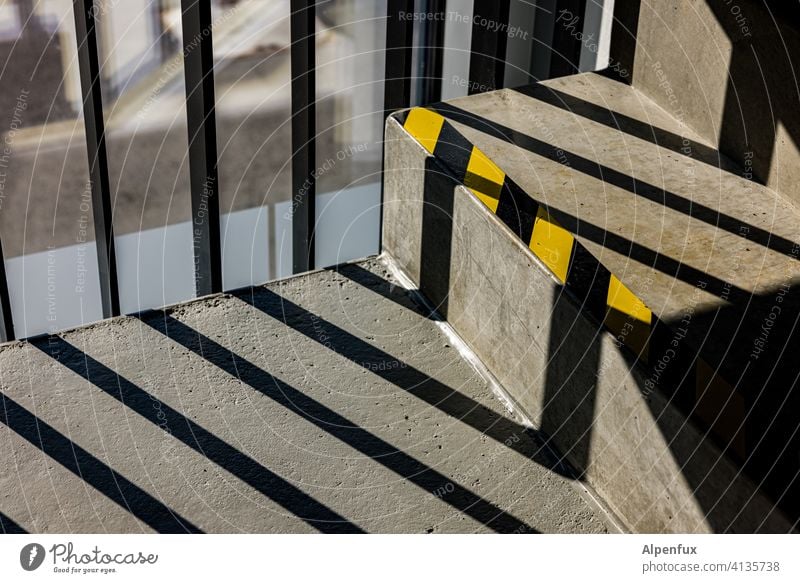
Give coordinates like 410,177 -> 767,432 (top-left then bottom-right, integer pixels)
237,287 -> 565,474
430,103 -> 800,263
33,336 -> 362,534
420,158 -> 458,318
330,262 -> 439,318
544,207 -> 754,305
512,84 -> 738,174
140,310 -> 540,533
541,285 -> 603,479
0,511 -> 27,534
406,104 -> 800,531
664,284 -> 800,522
0,390 -> 201,533
704,1 -> 800,195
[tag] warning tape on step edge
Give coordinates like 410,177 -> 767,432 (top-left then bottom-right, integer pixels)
398,106 -> 747,458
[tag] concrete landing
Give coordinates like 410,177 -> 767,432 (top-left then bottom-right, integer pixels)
0,257 -> 611,534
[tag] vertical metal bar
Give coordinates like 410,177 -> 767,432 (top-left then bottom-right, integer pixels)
468,0 -> 511,94
181,0 -> 222,295
384,0 -> 415,118
290,0 -> 316,273
73,0 -> 120,318
530,0 -> 556,80
380,0 -> 415,251
599,0 -> 640,85
418,0 -> 446,104
549,0 -> 587,78
0,237 -> 14,342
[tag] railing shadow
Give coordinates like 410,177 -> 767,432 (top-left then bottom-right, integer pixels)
33,336 -> 363,534
430,103 -> 800,263
329,263 -> 438,319
139,311 -> 540,533
0,390 -> 201,533
338,251 -> 799,529
0,511 -> 27,534
234,286 -> 568,477
511,83 -> 741,175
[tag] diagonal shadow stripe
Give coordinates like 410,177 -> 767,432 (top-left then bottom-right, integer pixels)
512,84 -> 740,174
235,287 -> 570,475
334,262 -> 600,480
429,103 -> 800,261
0,511 -> 27,534
140,311 -> 540,533
545,206 -> 755,306
330,263 -> 438,317
33,337 -> 363,534
0,393 -> 201,533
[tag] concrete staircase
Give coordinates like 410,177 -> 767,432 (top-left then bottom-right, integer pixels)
382,70 -> 799,533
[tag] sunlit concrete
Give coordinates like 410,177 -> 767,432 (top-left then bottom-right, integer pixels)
0,258 -> 611,534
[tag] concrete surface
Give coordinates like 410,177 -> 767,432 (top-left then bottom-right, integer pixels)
0,257 -> 612,533
409,72 -> 800,521
630,0 -> 800,203
382,109 -> 795,533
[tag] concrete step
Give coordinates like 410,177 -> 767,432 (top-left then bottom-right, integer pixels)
0,257 -> 612,533
382,72 -> 798,532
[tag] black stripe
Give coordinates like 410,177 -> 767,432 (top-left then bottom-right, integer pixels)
565,243 -> 610,320
495,179 -> 538,242
433,122 -> 474,181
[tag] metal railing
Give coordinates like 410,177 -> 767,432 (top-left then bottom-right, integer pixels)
0,0 -> 594,341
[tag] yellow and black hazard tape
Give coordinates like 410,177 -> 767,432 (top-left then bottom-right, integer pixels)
398,107 -> 747,458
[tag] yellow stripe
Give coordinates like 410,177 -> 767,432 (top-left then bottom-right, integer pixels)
695,359 -> 746,458
403,108 -> 444,154
607,275 -> 651,324
605,275 -> 652,361
529,207 -> 573,283
464,146 -> 504,213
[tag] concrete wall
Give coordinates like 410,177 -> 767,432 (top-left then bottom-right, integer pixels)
382,114 -> 793,533
629,0 -> 800,203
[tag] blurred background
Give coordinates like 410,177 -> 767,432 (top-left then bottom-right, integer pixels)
0,0 -> 613,337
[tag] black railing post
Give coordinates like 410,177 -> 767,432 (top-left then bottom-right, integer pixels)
0,237 -> 13,341
290,0 -> 316,274
384,0 -> 415,118
380,0 -> 415,251
73,0 -> 120,319
468,0 -> 511,94
418,0 -> 446,105
549,0 -> 587,77
181,0 -> 222,296
600,0 -> 640,85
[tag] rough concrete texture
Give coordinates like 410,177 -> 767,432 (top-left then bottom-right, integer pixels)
382,114 -> 794,533
0,257 -> 612,533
